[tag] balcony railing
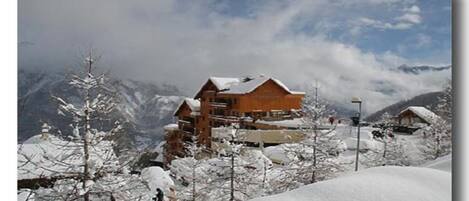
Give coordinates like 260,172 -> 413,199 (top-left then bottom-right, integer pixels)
209,115 -> 240,122
209,102 -> 229,108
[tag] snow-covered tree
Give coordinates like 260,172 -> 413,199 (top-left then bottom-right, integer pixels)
276,88 -> 344,192
204,127 -> 268,201
172,136 -> 206,201
436,80 -> 452,122
170,126 -> 271,201
419,117 -> 451,160
18,52 -> 151,200
362,112 -> 410,167
419,82 -> 452,161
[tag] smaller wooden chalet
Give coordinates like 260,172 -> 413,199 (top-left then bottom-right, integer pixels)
397,106 -> 440,126
173,98 -> 201,136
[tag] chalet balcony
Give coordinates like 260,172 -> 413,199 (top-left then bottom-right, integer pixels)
209,102 -> 229,108
209,114 -> 240,123
181,124 -> 195,133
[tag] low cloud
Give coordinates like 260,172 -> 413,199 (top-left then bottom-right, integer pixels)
19,0 -> 449,113
355,4 -> 422,30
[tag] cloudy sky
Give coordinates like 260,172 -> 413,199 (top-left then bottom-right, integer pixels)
18,0 -> 451,113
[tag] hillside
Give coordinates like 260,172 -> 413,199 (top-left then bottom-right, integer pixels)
364,91 -> 443,122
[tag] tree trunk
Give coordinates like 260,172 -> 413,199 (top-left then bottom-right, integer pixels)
192,163 -> 196,201
311,125 -> 317,184
83,56 -> 93,201
230,134 -> 235,201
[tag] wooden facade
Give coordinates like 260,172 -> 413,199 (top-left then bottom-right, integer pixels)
397,106 -> 439,127
165,76 -> 304,164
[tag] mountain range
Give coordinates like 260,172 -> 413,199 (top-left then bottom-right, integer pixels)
18,63 -> 449,148
18,69 -> 185,149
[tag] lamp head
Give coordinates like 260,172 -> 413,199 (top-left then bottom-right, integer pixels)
351,97 -> 362,103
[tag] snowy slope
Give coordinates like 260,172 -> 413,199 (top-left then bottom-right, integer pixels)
250,166 -> 451,201
422,154 -> 452,172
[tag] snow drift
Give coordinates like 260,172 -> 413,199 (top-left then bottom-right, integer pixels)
250,166 -> 451,201
422,154 -> 452,172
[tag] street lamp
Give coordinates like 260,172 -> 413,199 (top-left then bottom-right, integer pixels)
351,97 -> 362,171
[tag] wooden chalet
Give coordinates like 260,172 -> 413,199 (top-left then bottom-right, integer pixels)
164,75 -> 305,164
397,106 -> 440,126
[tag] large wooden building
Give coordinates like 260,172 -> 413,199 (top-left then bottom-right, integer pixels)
164,76 -> 305,163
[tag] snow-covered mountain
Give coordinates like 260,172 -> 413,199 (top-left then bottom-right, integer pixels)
18,69 -> 185,148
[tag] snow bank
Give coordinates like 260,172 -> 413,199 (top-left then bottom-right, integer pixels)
141,166 -> 174,194
250,166 -> 451,201
17,189 -> 34,201
343,138 -> 377,151
18,134 -> 117,180
263,145 -> 290,164
422,154 -> 452,172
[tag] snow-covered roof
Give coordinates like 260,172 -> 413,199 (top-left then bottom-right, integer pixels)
209,77 -> 241,90
400,106 -> 440,124
195,76 -> 305,97
185,98 -> 201,111
218,76 -> 304,95
164,124 -> 179,131
173,98 -> 201,116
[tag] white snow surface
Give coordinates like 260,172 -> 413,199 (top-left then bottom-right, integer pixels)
141,167 -> 175,194
17,189 -> 34,201
422,154 -> 452,172
343,138 -> 377,150
219,76 -> 297,95
163,123 -> 179,131
401,106 -> 440,124
250,166 -> 451,201
206,76 -> 303,95
174,98 -> 201,116
18,134 -> 117,180
210,77 -> 241,90
184,98 -> 200,111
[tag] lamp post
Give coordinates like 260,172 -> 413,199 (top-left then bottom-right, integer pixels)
351,97 -> 362,171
